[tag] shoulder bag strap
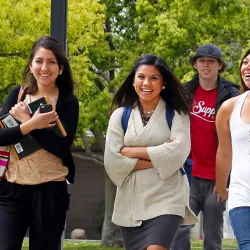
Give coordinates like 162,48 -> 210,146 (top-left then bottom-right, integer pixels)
17,86 -> 28,103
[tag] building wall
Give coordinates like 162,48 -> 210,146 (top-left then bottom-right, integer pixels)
66,153 -> 105,240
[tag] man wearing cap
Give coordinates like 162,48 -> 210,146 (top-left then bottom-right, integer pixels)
172,44 -> 239,250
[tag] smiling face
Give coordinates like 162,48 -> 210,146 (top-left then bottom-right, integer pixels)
30,47 -> 63,89
194,56 -> 222,81
133,65 -> 164,106
241,53 -> 250,89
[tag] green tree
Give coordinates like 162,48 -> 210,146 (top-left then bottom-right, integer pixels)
0,0 -> 50,105
136,0 -> 250,83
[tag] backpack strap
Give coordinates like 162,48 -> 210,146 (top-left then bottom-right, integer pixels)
165,103 -> 175,129
121,106 -> 133,133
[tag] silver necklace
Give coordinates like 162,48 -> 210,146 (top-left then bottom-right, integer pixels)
143,109 -> 155,115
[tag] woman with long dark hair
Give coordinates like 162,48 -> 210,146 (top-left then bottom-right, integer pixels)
0,36 -> 79,250
104,54 -> 198,250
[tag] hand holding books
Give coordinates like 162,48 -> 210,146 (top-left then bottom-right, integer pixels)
9,102 -> 31,124
27,96 -> 67,137
23,106 -> 58,131
0,95 -> 67,160
0,113 -> 41,159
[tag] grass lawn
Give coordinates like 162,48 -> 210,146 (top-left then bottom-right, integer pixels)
22,239 -> 238,249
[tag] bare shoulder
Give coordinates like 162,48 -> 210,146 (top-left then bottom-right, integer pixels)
219,95 -> 241,115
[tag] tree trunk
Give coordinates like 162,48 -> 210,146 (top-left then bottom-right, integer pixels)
91,129 -> 105,152
81,135 -> 92,155
101,173 -> 123,247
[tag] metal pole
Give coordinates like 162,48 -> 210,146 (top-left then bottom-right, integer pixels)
50,0 -> 68,53
50,1 -> 68,249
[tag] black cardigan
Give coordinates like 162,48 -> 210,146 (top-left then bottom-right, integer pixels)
0,86 -> 79,183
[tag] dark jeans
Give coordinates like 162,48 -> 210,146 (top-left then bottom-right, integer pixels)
171,176 -> 226,250
230,207 -> 250,250
0,180 -> 69,250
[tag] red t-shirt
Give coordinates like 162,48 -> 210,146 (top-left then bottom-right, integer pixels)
190,85 -> 218,180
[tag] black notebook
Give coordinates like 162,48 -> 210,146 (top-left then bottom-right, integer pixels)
27,96 -> 67,137
0,114 -> 41,159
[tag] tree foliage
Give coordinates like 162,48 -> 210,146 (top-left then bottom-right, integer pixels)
0,0 -> 50,105
136,0 -> 250,82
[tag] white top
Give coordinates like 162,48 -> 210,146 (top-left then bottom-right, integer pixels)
229,91 -> 250,211
104,98 -> 198,227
